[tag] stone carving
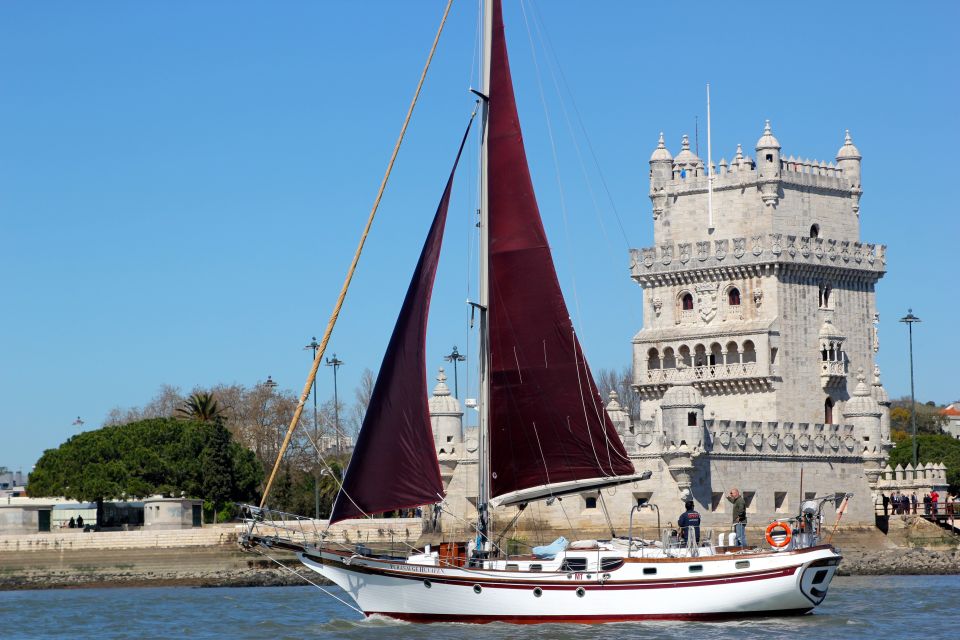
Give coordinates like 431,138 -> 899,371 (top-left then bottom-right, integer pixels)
800,236 -> 810,258
814,434 -> 825,450
787,235 -> 797,257
718,431 -> 731,448
798,434 -> 811,450
642,247 -> 655,267
679,242 -> 691,264
652,297 -> 663,317
827,239 -> 837,261
733,237 -> 746,259
753,288 -> 763,308
751,235 -> 763,256
734,432 -> 747,448
771,233 -> 783,255
814,237 -> 824,259
696,241 -> 709,261
696,283 -> 719,323
867,243 -> 876,265
873,313 -> 880,353
840,241 -> 850,262
829,434 -> 840,450
783,433 -> 795,449
751,433 -> 764,449
767,433 -> 779,449
661,244 -> 673,265
715,239 -> 728,261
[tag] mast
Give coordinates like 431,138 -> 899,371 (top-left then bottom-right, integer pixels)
476,0 -> 493,545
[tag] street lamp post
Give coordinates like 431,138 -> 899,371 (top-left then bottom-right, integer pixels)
72,416 -> 85,430
326,354 -> 344,455
263,375 -> 278,454
305,337 -> 321,520
443,346 -> 467,399
899,309 -> 921,468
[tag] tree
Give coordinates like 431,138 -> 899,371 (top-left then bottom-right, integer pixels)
28,418 -> 262,526
888,433 -> 960,494
177,392 -> 226,424
889,398 -> 946,437
596,366 -> 641,420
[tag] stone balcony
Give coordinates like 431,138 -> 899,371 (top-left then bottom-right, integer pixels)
636,361 -> 773,398
820,359 -> 847,388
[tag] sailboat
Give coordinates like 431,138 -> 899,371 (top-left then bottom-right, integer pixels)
241,0 -> 842,623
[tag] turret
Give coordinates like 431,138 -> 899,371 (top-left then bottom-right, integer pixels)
755,120 -> 781,207
836,129 -> 862,215
872,365 -> 892,447
843,369 -> 884,489
659,380 -> 705,451
672,134 -> 701,180
649,132 -> 673,219
428,368 -> 463,461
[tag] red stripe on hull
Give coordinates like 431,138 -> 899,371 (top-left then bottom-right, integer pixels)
366,608 -> 814,624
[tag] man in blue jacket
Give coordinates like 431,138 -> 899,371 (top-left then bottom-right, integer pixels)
678,500 -> 701,544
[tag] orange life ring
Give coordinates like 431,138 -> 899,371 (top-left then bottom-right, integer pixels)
764,521 -> 792,548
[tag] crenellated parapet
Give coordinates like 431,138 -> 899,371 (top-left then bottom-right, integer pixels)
702,419 -> 861,460
877,463 -> 949,493
631,233 -> 886,285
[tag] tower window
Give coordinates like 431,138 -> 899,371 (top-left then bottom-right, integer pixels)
766,154 -> 773,162
681,293 -> 693,310
687,412 -> 698,426
810,224 -> 820,239
824,398 -> 834,424
818,284 -> 831,309
584,496 -> 597,510
727,287 -> 741,306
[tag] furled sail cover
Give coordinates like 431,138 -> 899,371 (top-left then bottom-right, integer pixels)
329,124 -> 473,524
487,0 -> 635,499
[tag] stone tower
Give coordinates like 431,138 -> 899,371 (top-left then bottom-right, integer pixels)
632,123 -> 886,427
428,368 -> 464,484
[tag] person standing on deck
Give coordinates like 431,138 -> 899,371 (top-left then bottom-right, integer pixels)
677,500 -> 702,544
727,488 -> 747,547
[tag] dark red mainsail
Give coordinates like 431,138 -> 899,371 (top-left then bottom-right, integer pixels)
329,124 -> 472,524
487,0 -> 635,499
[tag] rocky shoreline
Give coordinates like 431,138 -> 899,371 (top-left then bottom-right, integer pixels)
2,546 -> 958,591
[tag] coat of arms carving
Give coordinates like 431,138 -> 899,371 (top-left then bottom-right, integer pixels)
696,283 -> 719,323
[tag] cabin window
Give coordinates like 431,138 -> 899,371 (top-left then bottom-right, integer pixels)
601,558 -> 624,571
681,293 -> 694,310
584,496 -> 597,510
735,560 -> 751,570
727,287 -> 741,306
533,587 -> 543,597
687,412 -> 698,427
689,565 -> 704,573
505,564 -> 519,571
643,567 -> 657,575
560,557 -> 588,572
473,584 -> 482,594
529,564 -> 542,572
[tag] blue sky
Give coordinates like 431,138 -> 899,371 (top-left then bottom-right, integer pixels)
1,1 -> 957,473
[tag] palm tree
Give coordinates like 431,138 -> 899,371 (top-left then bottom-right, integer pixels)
177,392 -> 226,424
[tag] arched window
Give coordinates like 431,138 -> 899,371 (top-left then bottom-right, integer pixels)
819,284 -> 832,309
681,293 -> 694,311
687,412 -> 698,427
727,287 -> 741,306
810,224 -> 820,239
663,347 -> 677,369
647,348 -> 661,370
709,343 -> 722,366
679,345 -> 692,368
694,344 -> 707,367
725,341 -> 740,364
824,398 -> 834,424
742,340 -> 757,363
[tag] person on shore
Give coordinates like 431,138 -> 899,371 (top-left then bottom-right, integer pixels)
727,488 -> 747,547
923,493 -> 932,516
931,490 -> 939,516
881,492 -> 890,517
911,493 -> 918,514
68,516 -> 76,528
677,500 -> 702,545
76,515 -> 84,529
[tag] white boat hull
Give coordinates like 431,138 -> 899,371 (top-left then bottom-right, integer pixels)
299,545 -> 841,623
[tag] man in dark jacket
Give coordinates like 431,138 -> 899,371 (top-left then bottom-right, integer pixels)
727,488 -> 747,547
678,500 -> 701,544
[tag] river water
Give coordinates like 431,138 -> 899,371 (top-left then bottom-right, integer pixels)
0,575 -> 955,639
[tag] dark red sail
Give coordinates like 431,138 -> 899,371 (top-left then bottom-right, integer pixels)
487,0 -> 635,499
329,125 -> 472,524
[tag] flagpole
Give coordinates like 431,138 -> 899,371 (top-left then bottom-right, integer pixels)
706,83 -> 714,232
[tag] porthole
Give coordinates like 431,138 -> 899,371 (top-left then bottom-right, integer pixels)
423,579 -> 432,589
473,584 -> 482,594
533,587 -> 543,598
576,587 -> 586,598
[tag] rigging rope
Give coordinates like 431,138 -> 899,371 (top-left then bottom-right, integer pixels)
260,0 -> 456,507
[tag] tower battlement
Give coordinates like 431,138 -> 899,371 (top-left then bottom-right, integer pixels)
648,123 -> 864,245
